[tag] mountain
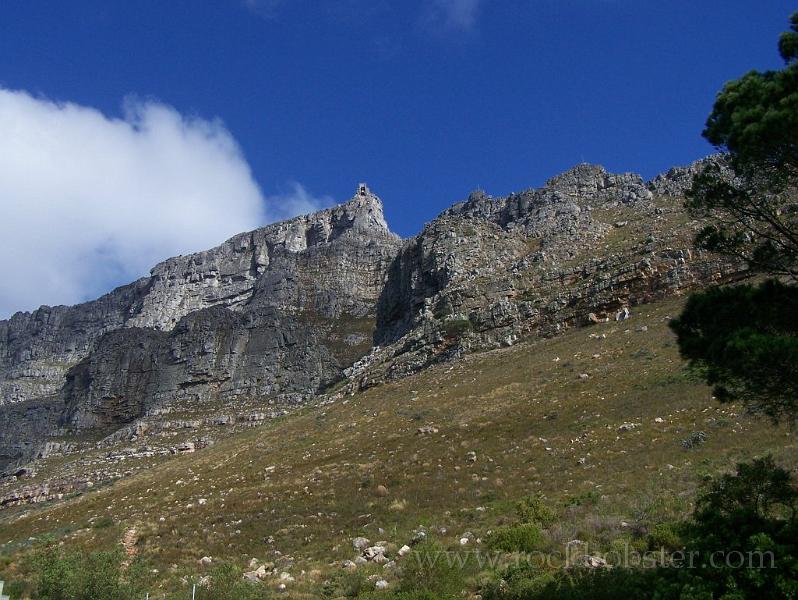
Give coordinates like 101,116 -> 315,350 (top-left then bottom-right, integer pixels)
0,160 -> 744,476
0,186 -> 401,469
3,159 -> 787,599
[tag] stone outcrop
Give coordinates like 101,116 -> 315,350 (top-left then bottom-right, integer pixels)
0,187 -> 398,409
375,164 -> 649,345
347,162 -> 745,388
0,397 -> 63,469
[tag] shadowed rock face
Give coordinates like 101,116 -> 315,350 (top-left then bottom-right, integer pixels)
0,398 -> 62,469
375,164 -> 655,346
61,305 -> 340,430
356,161 -> 744,388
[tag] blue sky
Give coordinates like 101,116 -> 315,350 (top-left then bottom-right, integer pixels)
0,1 -> 794,315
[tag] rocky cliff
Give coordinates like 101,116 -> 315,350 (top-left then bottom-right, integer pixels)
350,160 -> 743,387
0,186 -> 401,469
0,164 -> 746,472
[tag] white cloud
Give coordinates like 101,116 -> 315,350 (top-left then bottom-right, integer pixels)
422,0 -> 483,33
0,88 -> 327,318
266,182 -> 334,221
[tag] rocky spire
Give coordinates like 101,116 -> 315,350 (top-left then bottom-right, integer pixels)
329,182 -> 394,238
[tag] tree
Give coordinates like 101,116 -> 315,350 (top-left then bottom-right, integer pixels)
684,456 -> 798,600
686,11 -> 798,276
672,10 -> 798,421
670,280 -> 798,421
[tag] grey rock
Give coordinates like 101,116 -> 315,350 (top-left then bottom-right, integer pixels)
0,188 -> 400,469
0,161 -> 748,472
352,537 -> 370,551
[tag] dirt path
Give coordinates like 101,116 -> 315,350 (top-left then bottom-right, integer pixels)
121,526 -> 138,567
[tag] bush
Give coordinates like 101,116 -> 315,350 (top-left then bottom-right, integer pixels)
516,494 -> 556,526
487,523 -> 543,553
564,490 -> 600,509
31,548 -> 150,600
92,516 -> 115,529
193,563 -> 272,600
396,542 -> 465,599
321,569 -> 369,598
483,565 -> 651,600
442,318 -> 472,338
646,522 -> 685,553
682,455 -> 798,599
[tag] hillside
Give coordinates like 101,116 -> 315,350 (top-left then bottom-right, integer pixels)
0,294 -> 795,597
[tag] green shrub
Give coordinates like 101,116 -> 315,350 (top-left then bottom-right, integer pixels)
565,490 -> 600,508
193,562 -> 272,600
31,547 -> 150,600
516,494 -> 556,526
321,569 -> 369,598
487,523 -> 543,553
396,542 -> 465,599
92,516 -> 115,529
646,522 -> 685,552
481,563 -> 558,600
483,562 -> 659,600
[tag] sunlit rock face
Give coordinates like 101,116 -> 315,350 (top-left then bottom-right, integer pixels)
0,162 -> 747,471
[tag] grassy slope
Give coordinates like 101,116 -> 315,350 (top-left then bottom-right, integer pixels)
0,295 -> 796,596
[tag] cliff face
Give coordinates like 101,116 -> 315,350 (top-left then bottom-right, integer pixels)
0,188 -> 399,406
351,162 -> 743,387
0,163 -> 746,473
0,187 -> 401,469
61,305 -> 340,430
0,281 -> 148,406
374,165 -> 644,346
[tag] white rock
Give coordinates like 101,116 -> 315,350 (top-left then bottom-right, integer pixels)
615,307 -> 631,321
243,565 -> 267,581
352,536 -> 370,551
364,545 -> 387,561
580,555 -> 608,568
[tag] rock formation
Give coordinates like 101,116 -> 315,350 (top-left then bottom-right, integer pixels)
0,164 -> 747,472
0,186 -> 400,469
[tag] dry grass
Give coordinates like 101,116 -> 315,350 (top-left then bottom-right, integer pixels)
0,295 -> 795,596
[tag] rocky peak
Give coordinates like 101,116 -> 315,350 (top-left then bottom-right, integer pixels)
325,183 -> 396,241
442,190 -> 500,221
545,163 -> 652,206
647,155 -> 727,197
546,163 -> 609,188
